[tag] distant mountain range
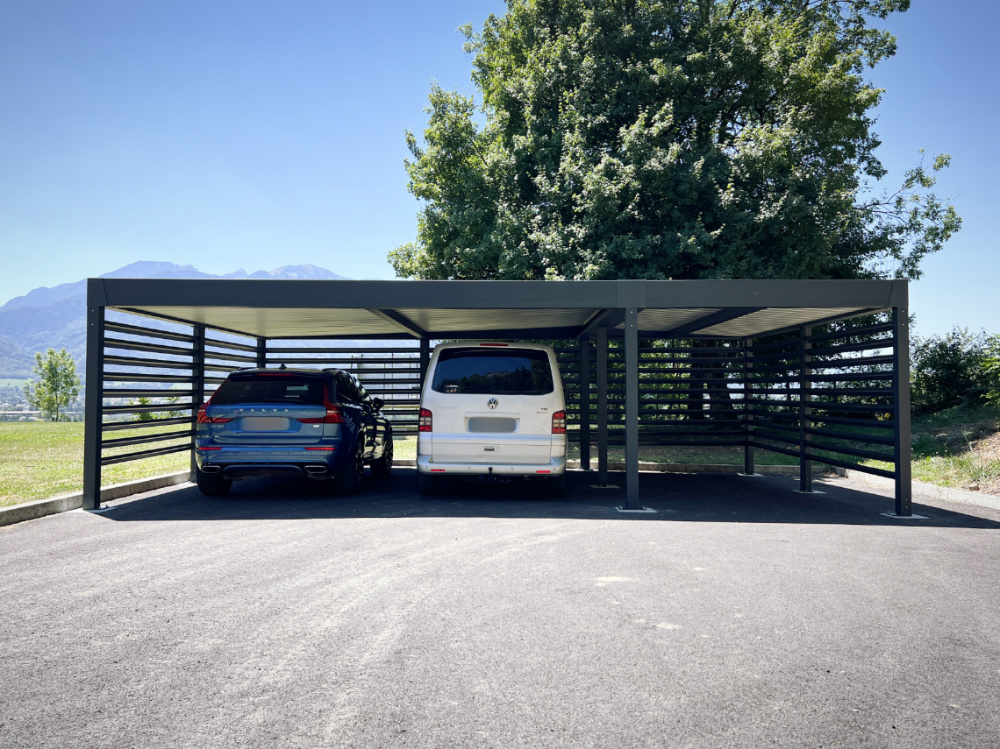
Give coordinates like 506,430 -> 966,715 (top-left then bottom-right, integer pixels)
0,262 -> 349,378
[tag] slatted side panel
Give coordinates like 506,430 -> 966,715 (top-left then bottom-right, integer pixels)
555,340 -> 747,446
204,330 -> 258,401
263,343 -> 422,434
747,317 -> 898,478
99,311 -> 199,467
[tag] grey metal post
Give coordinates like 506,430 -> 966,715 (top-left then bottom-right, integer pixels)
624,307 -> 640,509
579,338 -> 591,471
82,305 -> 105,510
191,324 -> 206,480
419,338 -> 431,388
892,308 -> 913,516
256,337 -> 267,368
799,326 -> 813,492
742,336 -> 755,476
597,325 -> 609,487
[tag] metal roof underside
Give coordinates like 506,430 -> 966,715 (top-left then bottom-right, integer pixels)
92,278 -> 908,341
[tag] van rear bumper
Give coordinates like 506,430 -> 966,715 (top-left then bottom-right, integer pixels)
416,456 -> 565,476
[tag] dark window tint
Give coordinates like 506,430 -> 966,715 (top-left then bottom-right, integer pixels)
431,349 -> 554,395
337,373 -> 361,404
211,373 -> 325,405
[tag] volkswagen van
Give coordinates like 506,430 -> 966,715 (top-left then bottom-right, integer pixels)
416,342 -> 566,496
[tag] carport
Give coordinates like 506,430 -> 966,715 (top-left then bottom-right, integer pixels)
83,278 -> 912,514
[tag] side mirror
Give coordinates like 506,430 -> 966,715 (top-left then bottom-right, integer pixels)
371,397 -> 384,411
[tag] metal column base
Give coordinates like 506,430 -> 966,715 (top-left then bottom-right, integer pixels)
616,506 -> 657,514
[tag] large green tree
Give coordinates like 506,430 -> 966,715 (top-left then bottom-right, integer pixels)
391,0 -> 959,281
23,348 -> 81,422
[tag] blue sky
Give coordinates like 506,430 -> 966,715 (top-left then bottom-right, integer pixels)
0,0 -> 994,339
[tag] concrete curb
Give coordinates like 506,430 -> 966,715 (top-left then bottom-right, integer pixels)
0,471 -> 191,528
834,470 -> 1000,513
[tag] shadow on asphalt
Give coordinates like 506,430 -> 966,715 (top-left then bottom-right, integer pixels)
95,468 -> 1000,529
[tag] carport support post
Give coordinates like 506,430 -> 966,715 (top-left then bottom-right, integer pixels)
799,326 -> 813,492
624,307 -> 640,509
82,304 -> 105,510
597,325 -> 609,487
191,324 -> 206,480
579,338 -> 591,471
256,337 -> 267,368
742,337 -> 755,476
419,338 -> 430,388
892,308 -> 913,516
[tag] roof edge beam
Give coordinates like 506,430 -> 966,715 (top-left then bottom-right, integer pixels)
367,309 -> 429,339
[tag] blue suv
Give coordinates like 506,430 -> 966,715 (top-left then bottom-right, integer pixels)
194,368 -> 393,496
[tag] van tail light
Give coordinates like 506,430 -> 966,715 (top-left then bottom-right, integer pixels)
197,404 -> 232,424
552,410 -> 566,434
419,408 -> 433,432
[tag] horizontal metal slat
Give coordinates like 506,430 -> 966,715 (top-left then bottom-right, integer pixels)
102,401 -> 197,414
104,321 -> 195,343
102,389 -> 196,399
101,443 -> 190,466
104,355 -> 193,371
808,321 -> 893,343
804,414 -> 895,429
102,373 -> 195,384
205,338 -> 258,353
102,429 -> 194,449
104,337 -> 195,358
805,441 -> 895,463
204,351 -> 258,364
102,416 -> 194,432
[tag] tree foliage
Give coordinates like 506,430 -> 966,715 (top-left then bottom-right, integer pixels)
23,348 -> 81,422
391,0 -> 959,281
910,329 -> 999,415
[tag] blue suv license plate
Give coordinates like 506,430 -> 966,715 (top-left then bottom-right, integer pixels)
241,417 -> 291,431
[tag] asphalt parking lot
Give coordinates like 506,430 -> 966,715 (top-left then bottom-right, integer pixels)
1,468 -> 999,749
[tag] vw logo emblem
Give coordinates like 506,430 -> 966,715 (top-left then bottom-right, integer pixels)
487,398 -> 499,410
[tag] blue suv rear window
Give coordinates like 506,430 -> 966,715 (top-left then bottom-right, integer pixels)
431,349 -> 554,395
211,373 -> 325,405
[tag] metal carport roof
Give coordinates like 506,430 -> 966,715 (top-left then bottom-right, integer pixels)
90,278 -> 906,340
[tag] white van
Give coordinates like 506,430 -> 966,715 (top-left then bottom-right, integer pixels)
417,342 -> 567,496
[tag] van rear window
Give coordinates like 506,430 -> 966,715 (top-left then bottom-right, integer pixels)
431,349 -> 554,395
211,373 -> 325,405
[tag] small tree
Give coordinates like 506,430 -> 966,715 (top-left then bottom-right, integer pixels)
127,396 -> 156,422
23,348 -> 82,422
983,336 -> 1000,408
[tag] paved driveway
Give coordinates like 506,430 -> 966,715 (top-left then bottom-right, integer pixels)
1,469 -> 999,749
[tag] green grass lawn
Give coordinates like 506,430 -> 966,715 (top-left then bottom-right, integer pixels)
0,422 -> 189,507
863,406 -> 1000,494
